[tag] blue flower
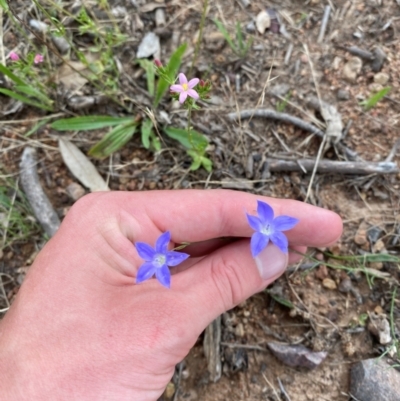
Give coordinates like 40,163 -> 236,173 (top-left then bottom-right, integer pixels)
135,231 -> 189,288
247,201 -> 299,257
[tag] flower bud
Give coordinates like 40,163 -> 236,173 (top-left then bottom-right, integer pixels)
154,59 -> 163,68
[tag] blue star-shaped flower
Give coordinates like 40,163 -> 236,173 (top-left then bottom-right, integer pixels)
135,231 -> 189,288
247,201 -> 299,257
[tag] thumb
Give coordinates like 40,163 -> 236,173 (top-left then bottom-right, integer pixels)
177,239 -> 288,330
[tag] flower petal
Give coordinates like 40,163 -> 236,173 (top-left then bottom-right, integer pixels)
250,232 -> 269,257
246,214 -> 263,232
135,242 -> 156,261
257,201 -> 274,223
187,89 -> 199,100
178,73 -> 188,85
170,84 -> 184,93
179,91 -> 188,104
155,231 -> 171,253
188,78 -> 199,89
136,262 -> 156,284
156,264 -> 171,288
270,231 -> 288,253
166,251 -> 190,266
272,216 -> 299,231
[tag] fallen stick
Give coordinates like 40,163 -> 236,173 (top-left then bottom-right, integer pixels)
265,158 -> 398,175
19,147 -> 61,237
227,109 -> 325,138
318,5 -> 331,43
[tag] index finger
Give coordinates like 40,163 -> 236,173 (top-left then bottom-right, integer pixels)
115,189 -> 342,247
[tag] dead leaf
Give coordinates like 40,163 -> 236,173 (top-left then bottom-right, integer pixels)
59,138 -> 109,192
55,61 -> 89,90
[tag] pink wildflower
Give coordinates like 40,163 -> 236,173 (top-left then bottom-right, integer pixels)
34,54 -> 44,64
9,51 -> 19,61
170,73 -> 199,104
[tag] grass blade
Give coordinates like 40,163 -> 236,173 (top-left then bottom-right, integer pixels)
0,63 -> 26,86
14,85 -> 53,105
51,116 -> 135,131
140,118 -> 153,149
89,123 -> 137,158
0,88 -> 53,111
137,60 -> 155,96
360,87 -> 391,111
213,18 -> 237,54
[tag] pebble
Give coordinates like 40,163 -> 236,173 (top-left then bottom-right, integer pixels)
337,89 -> 350,101
322,278 -> 337,290
372,239 -> 386,253
354,228 -> 368,245
371,47 -> 387,72
350,358 -> 400,401
342,57 -> 362,82
256,10 -> 271,34
164,382 -> 175,399
136,32 -> 160,59
52,36 -> 71,54
315,265 -> 328,280
66,182 -> 86,201
368,312 -> 392,344
367,226 -> 382,244
374,72 -> 389,85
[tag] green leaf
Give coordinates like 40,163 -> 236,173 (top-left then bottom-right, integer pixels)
88,123 -> 137,158
0,88 -> 53,111
213,18 -> 237,54
201,156 -> 213,172
51,116 -> 135,131
0,63 -> 26,86
154,43 -> 187,107
14,85 -> 53,105
0,0 -> 9,10
360,87 -> 391,111
140,118 -> 153,149
24,118 -> 52,137
326,252 -> 400,263
151,133 -> 161,151
164,127 -> 208,151
236,22 -> 244,53
267,291 -> 294,309
137,60 -> 155,96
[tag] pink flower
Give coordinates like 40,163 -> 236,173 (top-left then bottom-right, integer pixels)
9,51 -> 19,61
170,73 -> 199,104
34,54 -> 44,64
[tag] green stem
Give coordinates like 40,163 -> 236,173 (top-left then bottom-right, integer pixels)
187,106 -> 194,149
189,0 -> 208,76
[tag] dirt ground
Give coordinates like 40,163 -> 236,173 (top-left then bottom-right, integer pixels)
1,0 -> 400,400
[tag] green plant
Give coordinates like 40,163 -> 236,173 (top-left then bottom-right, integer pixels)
0,179 -> 42,250
360,87 -> 391,111
276,91 -> 292,112
213,19 -> 253,58
0,63 -> 54,111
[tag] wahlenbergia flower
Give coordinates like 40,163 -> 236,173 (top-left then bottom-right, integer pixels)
247,200 -> 299,257
34,54 -> 44,64
135,231 -> 189,288
170,73 -> 199,104
9,51 -> 19,61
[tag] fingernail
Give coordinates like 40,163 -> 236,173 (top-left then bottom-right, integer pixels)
255,244 -> 288,281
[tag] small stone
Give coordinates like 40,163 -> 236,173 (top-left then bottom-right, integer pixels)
374,72 -> 389,85
354,228 -> 368,245
371,47 -> 387,72
367,226 -> 382,244
315,265 -> 328,280
164,382 -> 175,399
267,342 -> 327,370
66,182 -> 86,201
148,181 -> 157,190
246,20 -> 256,33
235,323 -> 245,337
374,305 -> 384,314
342,57 -> 362,82
322,278 -> 337,290
300,54 -> 308,63
368,312 -> 392,345
372,239 -> 385,253
337,89 -> 350,101
136,32 -> 160,59
256,10 -> 271,34
370,262 -> 383,270
52,36 -> 71,54
350,358 -> 400,401
338,277 -> 353,293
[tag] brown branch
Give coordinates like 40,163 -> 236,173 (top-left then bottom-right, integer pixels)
227,109 -> 325,138
266,159 -> 398,175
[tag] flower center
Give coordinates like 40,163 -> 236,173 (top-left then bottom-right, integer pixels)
260,224 -> 272,236
153,254 -> 166,268
182,83 -> 188,91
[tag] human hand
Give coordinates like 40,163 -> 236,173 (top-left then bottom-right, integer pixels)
0,190 -> 342,400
